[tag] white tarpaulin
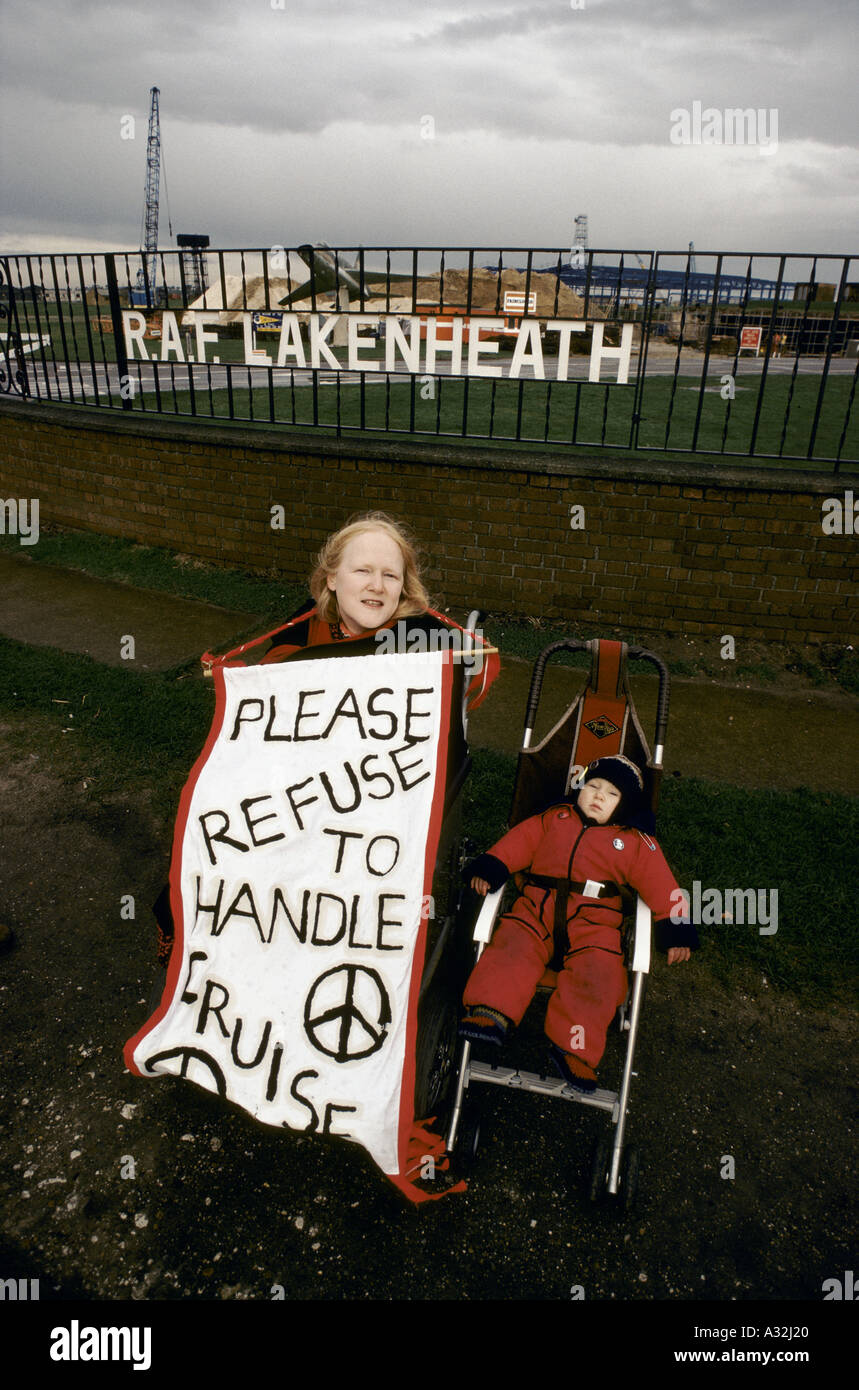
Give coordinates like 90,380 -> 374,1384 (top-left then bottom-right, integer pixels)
126,650 -> 452,1176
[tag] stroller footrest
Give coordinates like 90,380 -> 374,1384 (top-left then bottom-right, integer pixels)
468,1060 -> 618,1114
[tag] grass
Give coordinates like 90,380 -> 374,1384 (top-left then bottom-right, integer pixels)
0,529 -> 306,624
787,648 -> 859,694
104,370 -> 857,466
655,775 -> 858,1003
0,635 -> 212,783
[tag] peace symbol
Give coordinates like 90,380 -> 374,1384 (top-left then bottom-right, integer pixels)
144,1046 -> 227,1098
303,964 -> 392,1063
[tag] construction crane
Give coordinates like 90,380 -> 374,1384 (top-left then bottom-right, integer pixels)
177,234 -> 210,302
571,213 -> 588,264
135,86 -> 166,306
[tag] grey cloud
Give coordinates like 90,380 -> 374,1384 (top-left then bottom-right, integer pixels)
1,0 -> 857,252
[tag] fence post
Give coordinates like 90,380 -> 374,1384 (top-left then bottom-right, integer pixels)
631,255 -> 656,449
104,254 -> 132,410
0,257 -> 29,397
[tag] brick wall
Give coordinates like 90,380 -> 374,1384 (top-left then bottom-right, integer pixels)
2,400 -> 857,644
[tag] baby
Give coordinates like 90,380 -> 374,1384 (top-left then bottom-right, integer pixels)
460,754 -> 698,1091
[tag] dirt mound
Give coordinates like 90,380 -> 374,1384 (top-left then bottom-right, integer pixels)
414,267 -> 591,317
370,267 -> 592,318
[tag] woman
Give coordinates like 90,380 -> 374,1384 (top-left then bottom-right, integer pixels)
152,512 -> 498,1202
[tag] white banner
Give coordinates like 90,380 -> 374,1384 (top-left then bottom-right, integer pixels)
127,650 -> 452,1175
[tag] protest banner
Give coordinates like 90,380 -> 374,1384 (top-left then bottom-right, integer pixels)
125,649 -> 453,1179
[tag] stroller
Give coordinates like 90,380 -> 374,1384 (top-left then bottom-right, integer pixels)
443,636 -> 671,1209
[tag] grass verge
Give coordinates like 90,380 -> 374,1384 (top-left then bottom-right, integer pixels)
0,528 -> 306,621
106,370 -> 857,467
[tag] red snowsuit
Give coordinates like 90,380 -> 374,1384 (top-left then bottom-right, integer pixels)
463,803 -> 681,1069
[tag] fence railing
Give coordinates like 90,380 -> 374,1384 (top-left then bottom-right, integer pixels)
1,245 -> 857,469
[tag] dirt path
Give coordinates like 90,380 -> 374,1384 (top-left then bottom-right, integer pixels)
0,712 -> 854,1315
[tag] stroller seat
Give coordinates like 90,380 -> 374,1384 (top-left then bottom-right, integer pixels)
446,636 -> 671,1207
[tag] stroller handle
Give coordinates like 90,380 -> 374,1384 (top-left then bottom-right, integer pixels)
625,645 -> 671,752
524,640 -> 671,754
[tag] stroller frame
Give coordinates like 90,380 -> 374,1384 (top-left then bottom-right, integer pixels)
446,637 -> 670,1205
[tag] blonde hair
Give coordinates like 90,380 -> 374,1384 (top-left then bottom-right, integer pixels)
310,511 -> 431,626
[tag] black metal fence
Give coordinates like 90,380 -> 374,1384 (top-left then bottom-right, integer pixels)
1,245 -> 857,469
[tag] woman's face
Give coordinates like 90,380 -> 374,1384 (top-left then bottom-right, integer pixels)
326,529 -> 405,635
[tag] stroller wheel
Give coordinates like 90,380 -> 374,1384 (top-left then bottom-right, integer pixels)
621,1144 -> 640,1211
414,982 -> 459,1122
588,1133 -> 612,1202
456,1102 -> 482,1172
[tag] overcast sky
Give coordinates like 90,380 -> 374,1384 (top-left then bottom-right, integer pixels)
1,0 -> 857,261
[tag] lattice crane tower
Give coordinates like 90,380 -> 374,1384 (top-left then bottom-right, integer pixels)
137,86 -> 161,303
